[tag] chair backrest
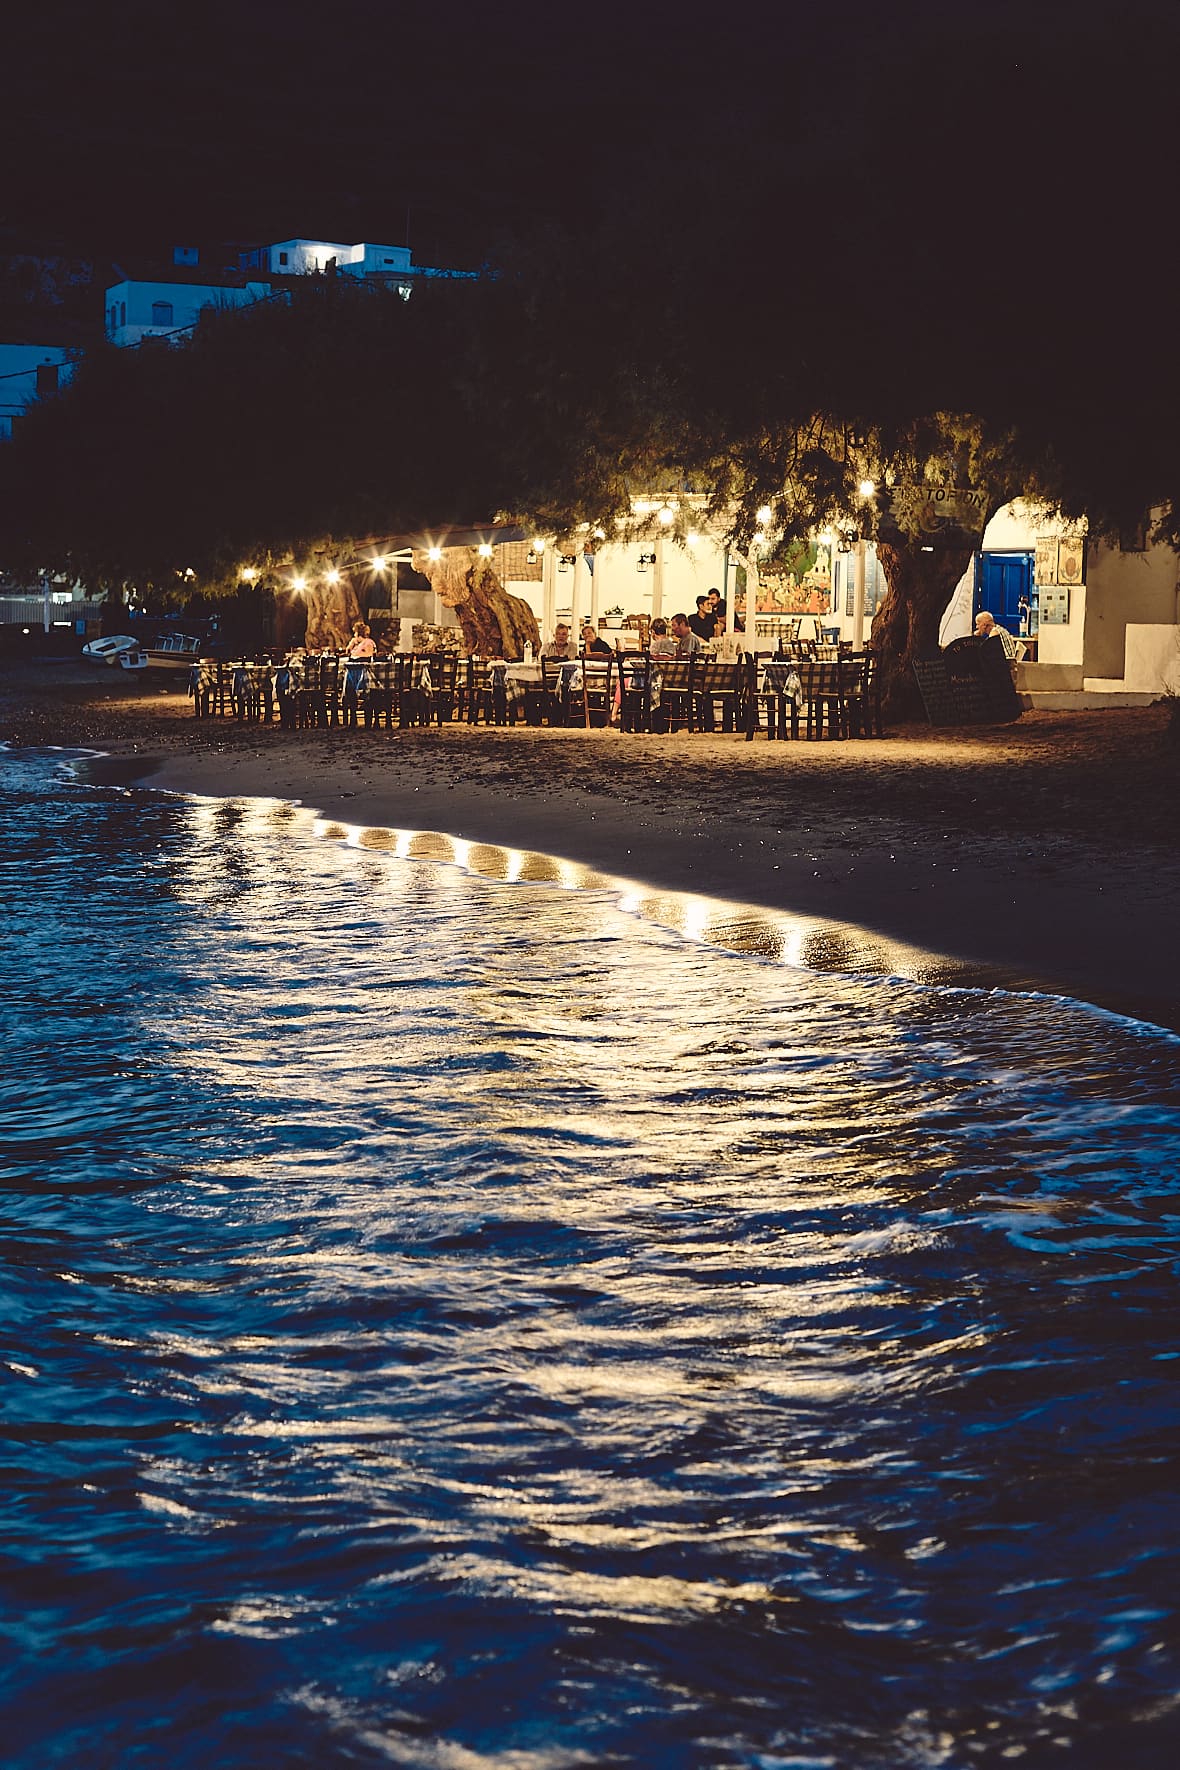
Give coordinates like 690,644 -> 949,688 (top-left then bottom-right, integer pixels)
424,652 -> 460,691
693,659 -> 742,695
656,658 -> 693,694
540,654 -> 573,692
799,658 -> 843,699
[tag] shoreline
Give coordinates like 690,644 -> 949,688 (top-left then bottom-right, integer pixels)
6,659 -> 1179,1030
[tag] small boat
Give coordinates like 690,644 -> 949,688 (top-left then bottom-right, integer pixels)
137,632 -> 203,673
82,634 -> 143,668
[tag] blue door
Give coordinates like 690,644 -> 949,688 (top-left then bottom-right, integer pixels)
975,552 -> 1032,636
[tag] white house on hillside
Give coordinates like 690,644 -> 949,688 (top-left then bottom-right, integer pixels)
104,276 -> 273,347
0,342 -> 76,439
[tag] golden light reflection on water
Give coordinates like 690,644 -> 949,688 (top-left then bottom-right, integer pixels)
171,795 -> 976,989
322,820 -> 965,987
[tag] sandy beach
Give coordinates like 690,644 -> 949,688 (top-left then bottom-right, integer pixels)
5,655 -> 1179,1028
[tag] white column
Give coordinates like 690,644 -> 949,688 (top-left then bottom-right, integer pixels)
585,547 -> 599,620
652,538 -> 665,619
41,575 -> 51,634
541,548 -> 557,637
572,551 -> 591,633
741,549 -> 758,644
852,539 -> 867,648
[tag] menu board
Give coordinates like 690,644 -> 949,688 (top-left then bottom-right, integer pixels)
1034,537 -> 1059,585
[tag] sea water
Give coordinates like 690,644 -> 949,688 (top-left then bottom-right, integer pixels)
1,746 -> 1179,1769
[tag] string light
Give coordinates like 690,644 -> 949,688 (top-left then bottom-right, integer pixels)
657,505 -> 676,526
324,568 -> 342,585
859,479 -> 876,497
756,504 -> 773,524
290,574 -> 307,591
427,546 -> 443,562
240,566 -> 259,582
477,542 -> 494,558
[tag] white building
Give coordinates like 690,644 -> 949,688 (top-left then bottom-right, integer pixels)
241,238 -> 413,281
104,276 -> 273,347
939,500 -> 1180,702
0,342 -> 76,440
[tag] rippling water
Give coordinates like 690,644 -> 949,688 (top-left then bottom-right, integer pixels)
2,745 -> 1179,1769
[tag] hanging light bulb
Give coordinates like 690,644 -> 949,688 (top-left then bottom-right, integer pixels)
324,568 -> 342,585
859,479 -> 876,498
477,543 -> 494,558
290,574 -> 308,592
240,566 -> 259,583
530,537 -> 546,553
756,504 -> 773,524
657,505 -> 676,526
427,546 -> 443,563
370,555 -> 387,573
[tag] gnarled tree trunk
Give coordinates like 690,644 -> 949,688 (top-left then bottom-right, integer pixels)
873,526 -> 979,719
303,577 -> 365,651
412,546 -> 539,658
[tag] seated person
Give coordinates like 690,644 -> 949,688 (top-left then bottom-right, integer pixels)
648,617 -> 677,658
542,623 -> 578,660
688,595 -> 718,640
580,622 -> 613,657
974,609 -> 1021,659
344,620 -> 377,659
670,612 -> 704,658
707,587 -> 727,626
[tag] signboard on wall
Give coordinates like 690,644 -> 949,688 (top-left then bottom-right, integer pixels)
1034,537 -> 1059,585
1057,536 -> 1085,585
1041,586 -> 1071,624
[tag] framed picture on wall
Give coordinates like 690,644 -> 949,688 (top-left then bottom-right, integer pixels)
1034,536 -> 1059,585
1057,537 -> 1085,585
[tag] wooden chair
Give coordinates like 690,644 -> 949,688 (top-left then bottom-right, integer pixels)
691,658 -> 744,733
579,655 -> 615,727
841,651 -> 883,738
540,654 -> 575,725
297,654 -> 336,728
618,651 -> 654,731
652,657 -> 694,732
464,657 -> 506,726
799,658 -> 846,739
757,657 -> 802,740
364,657 -> 399,730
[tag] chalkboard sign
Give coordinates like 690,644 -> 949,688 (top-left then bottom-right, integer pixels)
913,640 -> 1022,725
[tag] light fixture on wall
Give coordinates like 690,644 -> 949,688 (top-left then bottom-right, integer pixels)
557,553 -> 577,573
636,551 -> 657,574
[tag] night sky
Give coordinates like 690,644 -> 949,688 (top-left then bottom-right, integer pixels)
4,0 -> 1176,272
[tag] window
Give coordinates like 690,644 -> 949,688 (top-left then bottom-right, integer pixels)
151,301 -> 174,327
278,251 -> 289,266
119,302 -> 126,327
35,363 -> 59,396
109,305 -> 117,331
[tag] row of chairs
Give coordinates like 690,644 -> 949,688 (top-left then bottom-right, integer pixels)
188,649 -> 883,740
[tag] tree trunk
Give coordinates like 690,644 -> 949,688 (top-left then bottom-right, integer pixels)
873,527 -> 979,719
412,546 -> 540,658
303,578 -> 365,651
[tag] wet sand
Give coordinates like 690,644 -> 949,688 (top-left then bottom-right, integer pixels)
6,656 -> 1180,1027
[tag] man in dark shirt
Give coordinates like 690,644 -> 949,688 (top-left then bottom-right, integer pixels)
688,595 -> 717,641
